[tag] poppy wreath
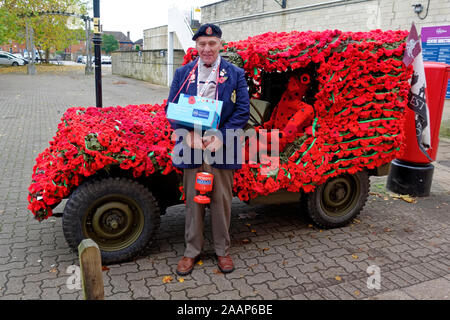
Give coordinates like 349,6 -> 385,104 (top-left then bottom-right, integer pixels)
28,29 -> 413,220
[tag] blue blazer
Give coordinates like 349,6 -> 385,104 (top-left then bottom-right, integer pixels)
166,58 -> 250,169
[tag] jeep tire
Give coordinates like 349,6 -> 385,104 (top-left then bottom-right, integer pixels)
306,170 -> 369,229
62,177 -> 160,264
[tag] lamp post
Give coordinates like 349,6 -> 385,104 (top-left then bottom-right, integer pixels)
83,15 -> 93,75
25,20 -> 36,75
93,0 -> 102,108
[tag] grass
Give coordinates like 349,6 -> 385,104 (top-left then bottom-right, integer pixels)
0,64 -> 84,74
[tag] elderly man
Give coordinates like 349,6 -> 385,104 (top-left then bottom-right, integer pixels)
166,24 -> 250,275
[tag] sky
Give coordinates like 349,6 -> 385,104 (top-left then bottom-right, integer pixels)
93,0 -> 219,42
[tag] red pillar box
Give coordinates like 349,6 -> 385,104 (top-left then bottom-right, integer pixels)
399,62 -> 450,163
387,62 -> 450,196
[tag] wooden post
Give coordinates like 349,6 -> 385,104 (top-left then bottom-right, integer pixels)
78,239 -> 104,300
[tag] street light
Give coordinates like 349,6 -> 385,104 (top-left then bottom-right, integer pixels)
93,0 -> 102,108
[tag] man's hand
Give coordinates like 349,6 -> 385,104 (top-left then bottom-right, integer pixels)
202,134 -> 223,152
185,131 -> 204,149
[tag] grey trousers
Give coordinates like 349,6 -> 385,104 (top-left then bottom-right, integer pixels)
183,163 -> 234,258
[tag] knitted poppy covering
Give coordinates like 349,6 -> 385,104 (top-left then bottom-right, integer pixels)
28,29 -> 413,220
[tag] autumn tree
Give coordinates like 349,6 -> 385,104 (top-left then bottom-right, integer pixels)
0,6 -> 20,45
0,0 -> 88,61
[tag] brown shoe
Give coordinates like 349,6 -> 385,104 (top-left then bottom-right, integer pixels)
217,255 -> 234,273
176,256 -> 198,276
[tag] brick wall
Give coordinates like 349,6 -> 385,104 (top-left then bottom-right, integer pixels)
201,0 -> 450,42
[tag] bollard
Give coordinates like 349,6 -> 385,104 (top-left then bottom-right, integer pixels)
78,239 -> 104,300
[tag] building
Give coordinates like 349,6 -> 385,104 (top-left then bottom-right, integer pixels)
103,31 -> 133,51
0,41 -> 26,54
201,0 -> 450,42
133,39 -> 143,51
143,25 -> 183,51
64,40 -> 87,61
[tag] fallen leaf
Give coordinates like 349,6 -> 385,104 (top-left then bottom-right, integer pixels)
251,229 -> 256,233
178,278 -> 185,283
242,239 -> 250,244
213,269 -> 223,275
384,227 -> 392,232
335,276 -> 342,281
354,290 -> 360,296
308,224 -> 313,228
352,254 -> 358,259
246,223 -> 251,227
162,276 -> 173,283
102,266 -> 110,271
49,268 -> 57,273
196,260 -> 203,266
391,194 -> 417,203
263,248 -> 270,252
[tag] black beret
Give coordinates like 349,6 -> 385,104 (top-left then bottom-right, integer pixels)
192,23 -> 222,41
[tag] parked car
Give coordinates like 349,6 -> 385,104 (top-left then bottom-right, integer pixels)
76,55 -> 84,63
28,29 -> 420,264
11,53 -> 28,64
0,51 -> 28,65
80,55 -> 95,64
101,55 -> 111,64
23,51 -> 40,63
0,52 -> 26,66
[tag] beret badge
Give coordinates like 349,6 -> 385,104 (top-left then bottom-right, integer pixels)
206,26 -> 213,35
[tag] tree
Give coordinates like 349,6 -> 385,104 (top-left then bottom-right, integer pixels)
0,6 -> 20,45
0,0 -> 88,61
101,34 -> 119,54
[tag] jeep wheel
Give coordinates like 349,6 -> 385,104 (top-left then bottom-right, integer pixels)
62,177 -> 160,264
306,170 -> 369,229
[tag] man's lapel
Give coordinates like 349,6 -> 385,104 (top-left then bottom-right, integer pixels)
186,59 -> 198,96
218,59 -> 231,101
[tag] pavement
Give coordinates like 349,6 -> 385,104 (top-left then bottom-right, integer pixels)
0,65 -> 449,300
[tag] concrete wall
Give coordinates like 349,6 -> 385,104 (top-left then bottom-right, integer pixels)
111,50 -> 185,86
201,0 -> 450,42
143,25 -> 183,50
